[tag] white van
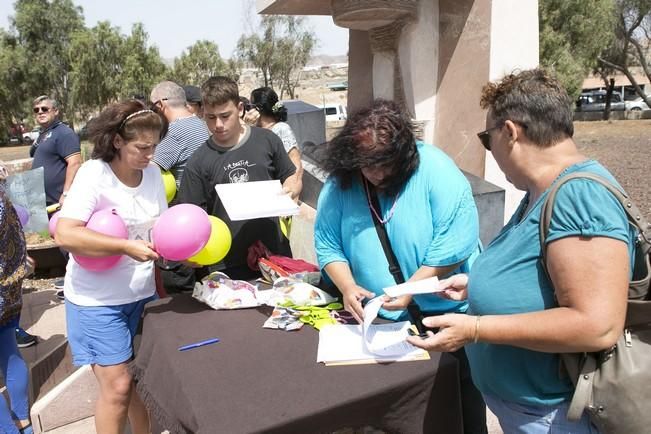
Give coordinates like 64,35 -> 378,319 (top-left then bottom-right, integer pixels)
322,104 -> 347,122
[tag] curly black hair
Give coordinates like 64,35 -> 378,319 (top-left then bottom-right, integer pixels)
250,87 -> 288,122
321,99 -> 419,196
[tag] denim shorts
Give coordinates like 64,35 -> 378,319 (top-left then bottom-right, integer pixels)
484,393 -> 600,434
65,294 -> 156,366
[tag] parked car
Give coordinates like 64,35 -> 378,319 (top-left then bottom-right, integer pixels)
22,127 -> 40,144
576,90 -> 626,112
322,103 -> 347,122
625,95 -> 650,111
326,81 -> 348,92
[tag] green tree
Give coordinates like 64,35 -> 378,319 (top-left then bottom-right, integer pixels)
598,0 -> 651,106
9,0 -> 85,120
0,30 -> 31,132
172,40 -> 233,86
236,15 -> 316,97
68,22 -> 125,118
119,23 -> 168,100
539,0 -> 616,99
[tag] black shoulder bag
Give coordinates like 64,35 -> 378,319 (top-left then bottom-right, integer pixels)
366,182 -> 428,334
539,171 -> 651,434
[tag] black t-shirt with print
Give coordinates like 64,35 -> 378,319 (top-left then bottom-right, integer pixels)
177,126 -> 296,272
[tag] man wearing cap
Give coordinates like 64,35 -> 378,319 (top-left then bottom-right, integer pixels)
183,85 -> 204,118
30,95 -> 82,207
150,81 -> 210,195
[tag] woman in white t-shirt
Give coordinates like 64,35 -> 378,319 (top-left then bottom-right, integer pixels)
245,87 -> 303,199
55,100 -> 168,434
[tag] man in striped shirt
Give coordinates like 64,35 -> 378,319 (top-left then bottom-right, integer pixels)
150,81 -> 210,293
150,81 -> 210,200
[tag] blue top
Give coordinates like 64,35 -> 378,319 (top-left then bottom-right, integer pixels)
31,121 -> 81,205
466,160 -> 636,406
315,142 -> 481,320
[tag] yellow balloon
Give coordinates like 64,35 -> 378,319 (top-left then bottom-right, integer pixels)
188,216 -> 232,265
279,216 -> 292,239
161,171 -> 177,203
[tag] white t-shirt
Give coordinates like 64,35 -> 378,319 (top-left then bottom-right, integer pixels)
59,159 -> 167,306
270,122 -> 298,153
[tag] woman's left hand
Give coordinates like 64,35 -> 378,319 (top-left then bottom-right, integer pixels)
382,294 -> 412,310
406,313 -> 476,353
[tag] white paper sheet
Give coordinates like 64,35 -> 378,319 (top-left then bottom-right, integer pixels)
214,180 -> 299,221
383,276 -> 441,298
316,322 -> 426,364
316,296 -> 428,364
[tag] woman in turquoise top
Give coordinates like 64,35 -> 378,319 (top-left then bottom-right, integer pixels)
315,99 -> 486,433
408,69 -> 633,433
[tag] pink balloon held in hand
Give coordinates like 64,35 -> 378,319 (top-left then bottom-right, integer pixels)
152,204 -> 211,261
48,211 -> 61,237
73,208 -> 128,272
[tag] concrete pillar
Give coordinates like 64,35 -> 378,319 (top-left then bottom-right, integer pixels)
485,0 -> 539,221
347,29 -> 374,114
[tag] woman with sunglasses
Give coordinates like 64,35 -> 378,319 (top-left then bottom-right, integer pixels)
314,99 -> 487,434
408,69 -> 634,433
54,100 -> 168,434
0,162 -> 33,434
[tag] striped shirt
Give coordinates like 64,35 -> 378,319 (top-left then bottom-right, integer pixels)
153,115 -> 210,188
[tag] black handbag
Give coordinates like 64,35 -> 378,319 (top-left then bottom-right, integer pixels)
366,183 -> 428,334
539,172 -> 651,434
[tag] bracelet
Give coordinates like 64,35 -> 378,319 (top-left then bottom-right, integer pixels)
473,315 -> 481,344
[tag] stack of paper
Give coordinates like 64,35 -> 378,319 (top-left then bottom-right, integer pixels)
317,297 -> 429,366
215,180 -> 299,221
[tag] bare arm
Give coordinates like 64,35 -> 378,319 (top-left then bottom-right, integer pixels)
409,236 -> 629,353
59,153 -> 82,204
55,217 -> 159,262
282,148 -> 303,200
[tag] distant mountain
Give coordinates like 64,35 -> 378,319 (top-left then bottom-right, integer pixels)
308,54 -> 348,66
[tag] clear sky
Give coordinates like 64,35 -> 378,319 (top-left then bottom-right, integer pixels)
0,0 -> 349,60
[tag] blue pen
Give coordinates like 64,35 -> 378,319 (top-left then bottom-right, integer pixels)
178,338 -> 220,352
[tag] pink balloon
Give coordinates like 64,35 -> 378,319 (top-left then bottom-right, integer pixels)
14,204 -> 30,227
73,209 -> 128,272
48,211 -> 61,237
152,204 -> 211,261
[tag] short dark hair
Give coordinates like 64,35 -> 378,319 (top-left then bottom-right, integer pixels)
89,100 -> 168,162
322,99 -> 419,196
480,68 -> 574,147
250,87 -> 287,122
201,76 -> 240,107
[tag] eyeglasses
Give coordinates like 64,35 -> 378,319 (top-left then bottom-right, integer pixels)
152,98 -> 168,107
477,124 -> 504,151
33,106 -> 51,114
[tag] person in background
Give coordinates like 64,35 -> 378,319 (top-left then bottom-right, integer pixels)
30,95 -> 82,300
408,68 -> 633,433
54,100 -> 168,434
30,95 -> 82,207
177,76 -> 297,280
183,85 -> 204,119
149,81 -> 210,293
0,161 -> 33,434
246,87 -> 303,198
314,99 -> 486,434
150,81 -> 210,198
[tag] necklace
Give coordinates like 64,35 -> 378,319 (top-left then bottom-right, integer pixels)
363,178 -> 399,224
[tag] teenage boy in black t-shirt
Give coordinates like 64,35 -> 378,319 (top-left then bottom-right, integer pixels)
177,76 -> 298,280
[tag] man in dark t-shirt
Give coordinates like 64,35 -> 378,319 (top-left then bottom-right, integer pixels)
30,95 -> 81,206
177,76 -> 297,280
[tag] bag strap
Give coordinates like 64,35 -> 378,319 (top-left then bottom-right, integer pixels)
564,353 -> 598,421
366,182 -> 426,333
539,171 -> 651,268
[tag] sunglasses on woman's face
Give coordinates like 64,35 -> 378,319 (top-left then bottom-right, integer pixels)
33,106 -> 51,114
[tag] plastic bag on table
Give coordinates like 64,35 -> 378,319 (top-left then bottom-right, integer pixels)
192,271 -> 261,310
